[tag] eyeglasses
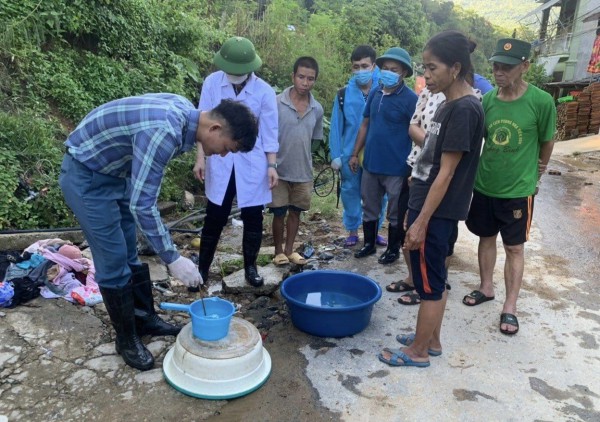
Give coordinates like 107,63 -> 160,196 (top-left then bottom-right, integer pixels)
492,62 -> 519,72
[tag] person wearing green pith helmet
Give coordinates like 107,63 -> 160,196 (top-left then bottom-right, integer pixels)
465,38 -> 556,336
348,47 -> 417,265
193,36 -> 279,289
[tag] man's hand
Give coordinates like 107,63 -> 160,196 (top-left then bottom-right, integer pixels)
268,167 -> 279,189
331,157 -> 342,171
348,156 -> 359,173
538,159 -> 547,178
167,256 -> 203,287
193,159 -> 205,181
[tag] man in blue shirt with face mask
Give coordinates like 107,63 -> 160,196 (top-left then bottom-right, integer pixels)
349,47 -> 418,264
329,45 -> 388,249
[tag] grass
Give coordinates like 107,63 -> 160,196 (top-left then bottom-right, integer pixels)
310,166 -> 342,220
218,254 -> 272,276
310,190 -> 342,220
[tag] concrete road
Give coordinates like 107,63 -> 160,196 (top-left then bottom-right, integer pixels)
0,136 -> 598,421
294,141 -> 600,421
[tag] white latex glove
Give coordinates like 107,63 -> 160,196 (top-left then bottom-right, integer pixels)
167,256 -> 203,287
331,157 -> 342,171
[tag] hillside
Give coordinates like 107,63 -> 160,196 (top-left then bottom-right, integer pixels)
452,0 -> 540,30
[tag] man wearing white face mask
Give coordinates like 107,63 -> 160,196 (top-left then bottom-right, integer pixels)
349,47 -> 417,264
193,36 -> 279,289
329,45 -> 389,250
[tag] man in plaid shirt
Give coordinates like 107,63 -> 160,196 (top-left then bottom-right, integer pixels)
60,93 -> 257,370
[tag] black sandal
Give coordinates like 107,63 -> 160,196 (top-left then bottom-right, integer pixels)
397,292 -> 421,305
462,290 -> 494,306
500,313 -> 519,335
386,281 -> 415,293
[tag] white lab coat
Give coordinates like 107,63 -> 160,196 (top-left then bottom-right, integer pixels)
199,71 -> 279,207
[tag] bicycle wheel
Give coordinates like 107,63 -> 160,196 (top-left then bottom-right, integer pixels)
313,167 -> 335,197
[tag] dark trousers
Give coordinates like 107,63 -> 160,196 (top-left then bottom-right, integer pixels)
203,169 -> 263,237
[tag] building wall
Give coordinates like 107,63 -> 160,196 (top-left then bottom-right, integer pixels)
564,0 -> 600,81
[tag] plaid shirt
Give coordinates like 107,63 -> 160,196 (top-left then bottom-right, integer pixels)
65,93 -> 200,264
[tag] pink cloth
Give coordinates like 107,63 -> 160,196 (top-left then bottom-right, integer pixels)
39,248 -> 100,305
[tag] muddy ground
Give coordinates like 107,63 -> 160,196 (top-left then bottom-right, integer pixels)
0,183 -> 354,421
1,148 -> 599,421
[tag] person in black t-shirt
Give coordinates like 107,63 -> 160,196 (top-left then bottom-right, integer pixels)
378,30 -> 485,368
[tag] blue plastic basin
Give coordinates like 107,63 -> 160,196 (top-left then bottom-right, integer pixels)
280,270 -> 382,337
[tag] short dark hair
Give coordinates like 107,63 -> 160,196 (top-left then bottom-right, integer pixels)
351,45 -> 376,63
210,99 -> 258,153
293,56 -> 319,79
424,30 -> 475,80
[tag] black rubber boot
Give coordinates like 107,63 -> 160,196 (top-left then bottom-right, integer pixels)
355,220 -> 378,258
131,263 -> 181,336
378,225 -> 401,264
99,285 -> 154,371
243,230 -> 264,287
189,231 -> 221,292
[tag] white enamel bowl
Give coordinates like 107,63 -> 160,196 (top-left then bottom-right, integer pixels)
162,317 -> 271,399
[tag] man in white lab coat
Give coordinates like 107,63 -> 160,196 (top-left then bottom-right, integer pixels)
193,37 -> 279,288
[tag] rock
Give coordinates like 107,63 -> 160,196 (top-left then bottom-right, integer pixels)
304,261 -> 318,270
248,296 -> 270,310
142,257 -> 169,283
84,355 -> 123,371
134,368 -> 163,384
259,246 -> 276,255
146,341 -> 167,357
65,369 -> 98,389
158,201 -> 177,216
222,264 -> 287,295
94,343 -> 116,355
0,231 -> 85,252
183,191 -> 195,209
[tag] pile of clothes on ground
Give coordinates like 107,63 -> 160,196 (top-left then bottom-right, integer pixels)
0,238 -> 101,308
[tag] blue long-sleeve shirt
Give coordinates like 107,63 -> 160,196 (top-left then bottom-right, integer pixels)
64,93 -> 200,264
329,69 -> 380,161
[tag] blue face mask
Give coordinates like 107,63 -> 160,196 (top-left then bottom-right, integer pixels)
354,69 -> 373,86
380,70 -> 401,88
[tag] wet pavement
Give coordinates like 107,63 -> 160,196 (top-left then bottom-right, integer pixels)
0,136 -> 599,421
296,151 -> 600,421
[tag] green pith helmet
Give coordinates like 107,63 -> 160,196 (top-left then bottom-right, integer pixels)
375,47 -> 413,77
213,36 -> 262,75
489,38 -> 531,65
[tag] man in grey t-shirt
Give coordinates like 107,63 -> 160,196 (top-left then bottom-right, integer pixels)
269,56 -> 324,266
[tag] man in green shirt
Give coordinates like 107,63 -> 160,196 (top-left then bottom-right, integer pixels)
464,38 -> 556,335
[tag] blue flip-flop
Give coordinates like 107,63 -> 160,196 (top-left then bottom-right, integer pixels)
376,234 -> 388,246
377,348 -> 430,367
344,235 -> 359,247
396,333 -> 442,357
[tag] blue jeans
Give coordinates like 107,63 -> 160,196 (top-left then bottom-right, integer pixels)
339,158 -> 388,232
59,155 -> 140,288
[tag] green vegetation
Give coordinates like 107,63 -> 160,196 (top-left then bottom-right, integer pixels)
0,0 -> 529,230
452,0 -> 539,33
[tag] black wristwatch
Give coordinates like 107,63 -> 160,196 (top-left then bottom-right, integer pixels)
268,163 -> 278,169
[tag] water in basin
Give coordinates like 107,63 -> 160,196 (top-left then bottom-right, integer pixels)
303,291 -> 362,308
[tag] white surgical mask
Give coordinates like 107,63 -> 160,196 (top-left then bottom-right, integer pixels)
226,73 -> 249,85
